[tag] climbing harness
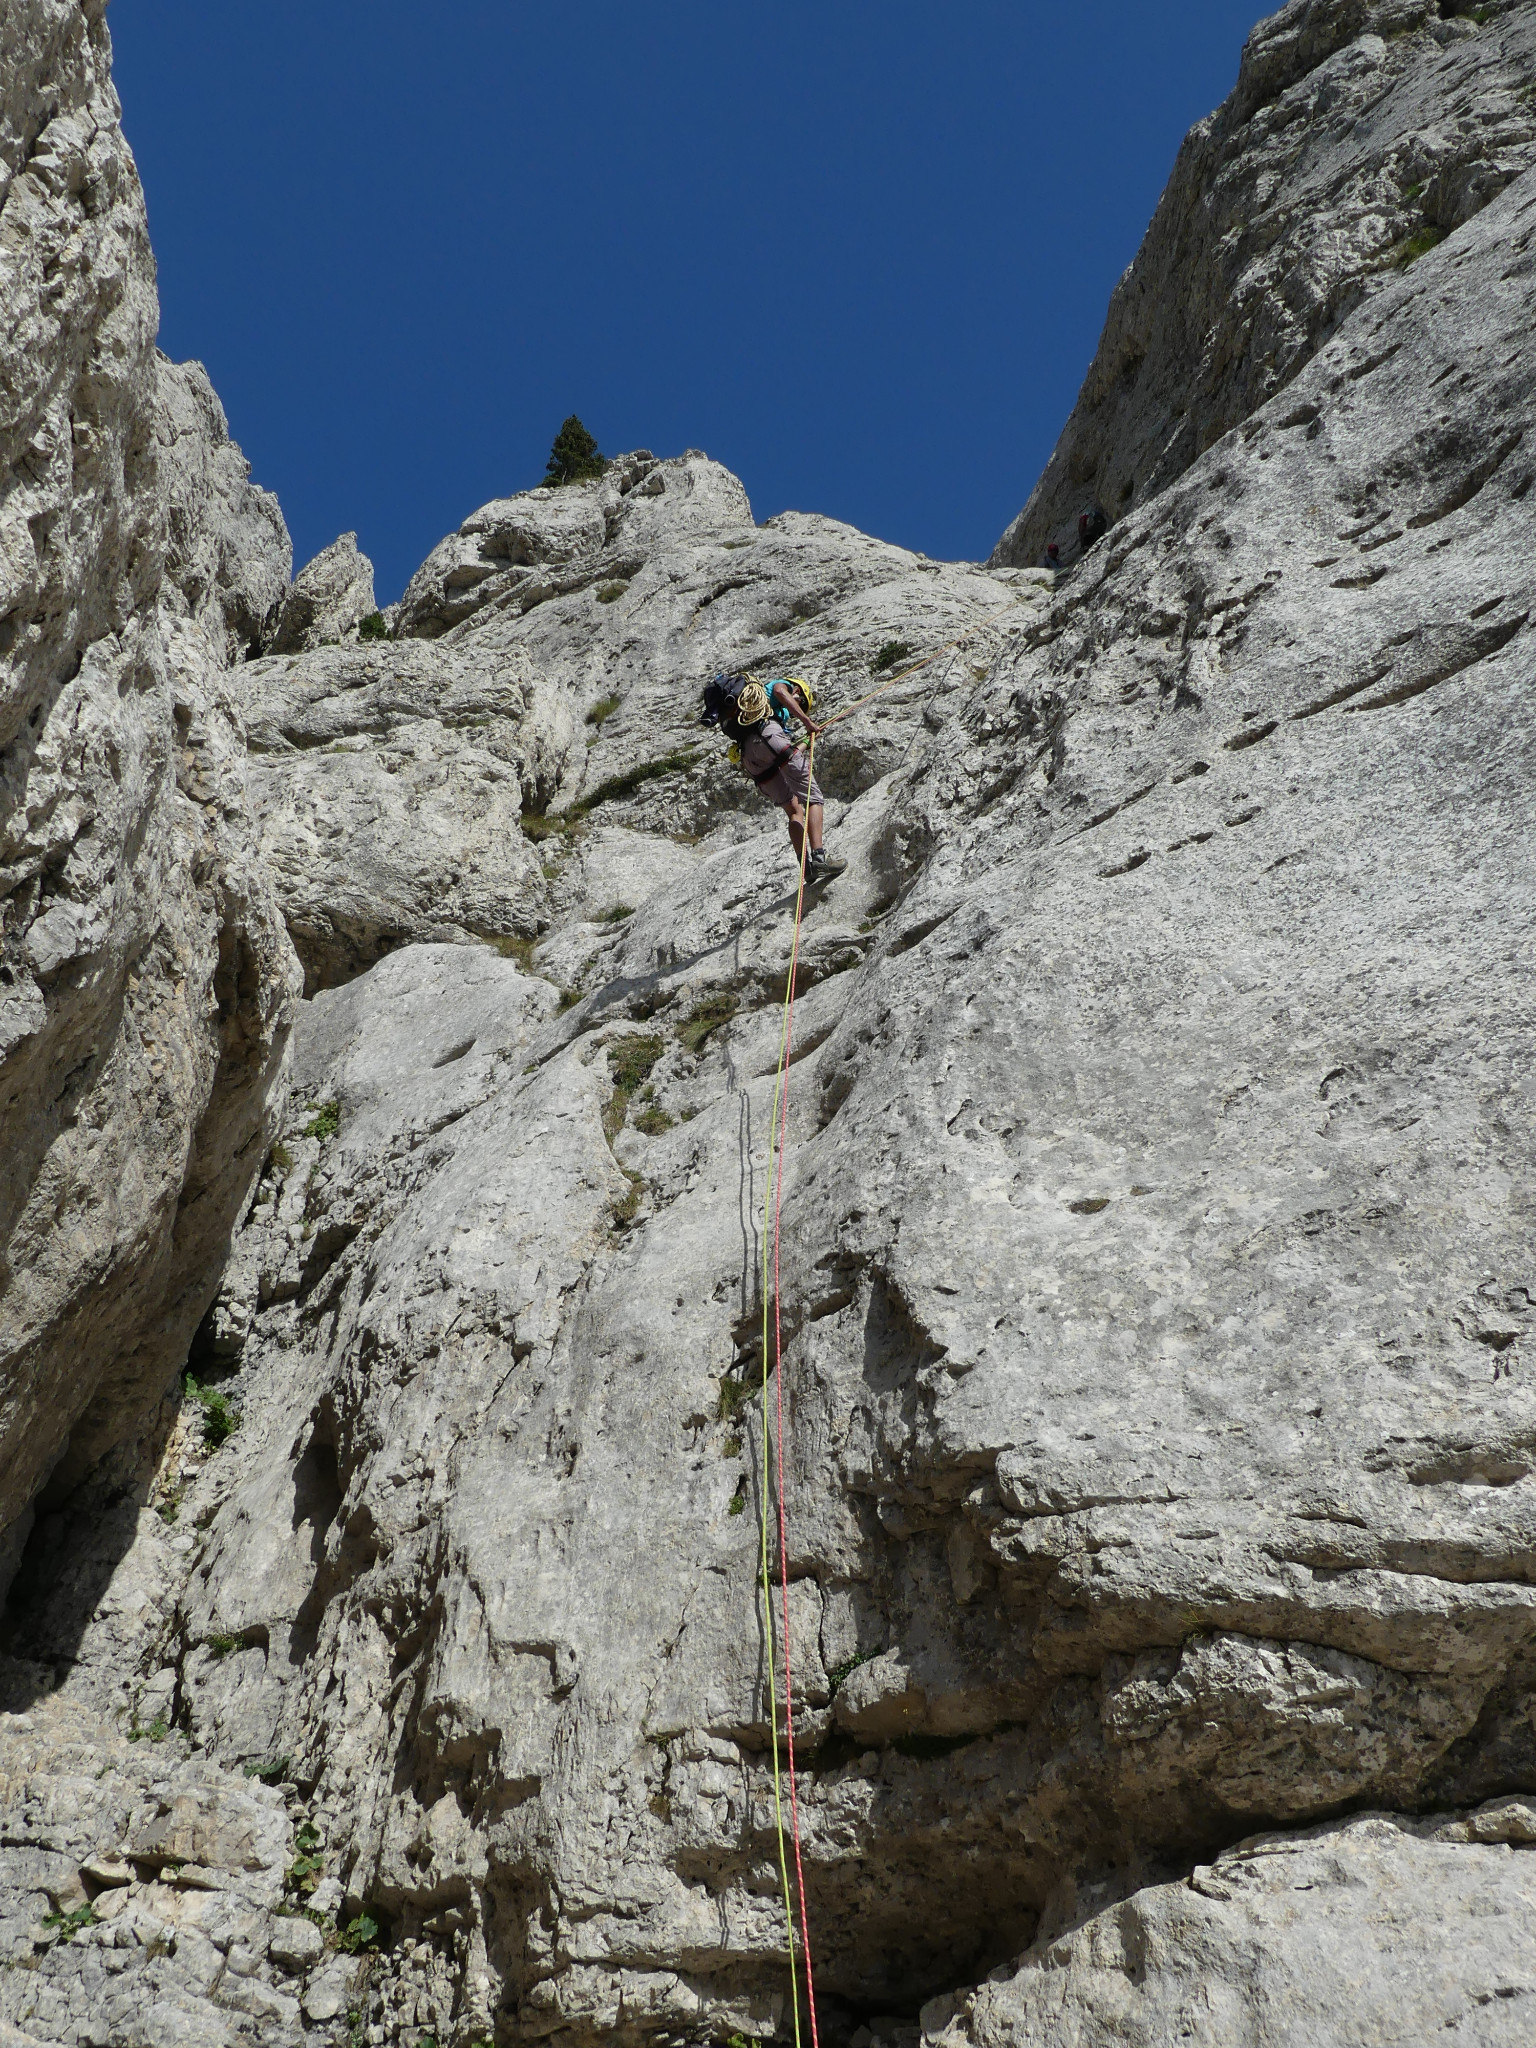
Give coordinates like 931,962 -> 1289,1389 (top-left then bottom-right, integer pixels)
751,594 -> 1023,2048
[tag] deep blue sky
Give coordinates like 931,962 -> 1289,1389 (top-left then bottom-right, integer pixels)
112,1 -> 1263,601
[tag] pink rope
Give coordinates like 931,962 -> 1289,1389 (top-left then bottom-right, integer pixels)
771,753 -> 821,2048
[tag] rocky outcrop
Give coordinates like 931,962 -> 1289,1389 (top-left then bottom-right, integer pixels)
239,455 -> 1031,992
0,1695 -> 336,2048
155,354 -> 292,661
991,0 -> 1536,567
921,1806 -> 1536,2047
393,450 -> 752,641
7,133 -> 1528,2048
3,3 -> 1536,2045
269,534 -> 377,656
0,3 -> 299,1588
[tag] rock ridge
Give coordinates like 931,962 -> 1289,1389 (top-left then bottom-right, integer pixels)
991,0 -> 1536,567
0,0 -> 300,1590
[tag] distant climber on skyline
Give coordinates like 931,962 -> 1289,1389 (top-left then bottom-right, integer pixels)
1078,503 -> 1109,556
701,675 -> 845,885
1042,540 -> 1063,572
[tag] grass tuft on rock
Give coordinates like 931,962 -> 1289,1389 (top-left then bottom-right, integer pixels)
716,1372 -> 761,1423
585,693 -> 623,726
612,1168 -> 645,1227
604,1035 -> 666,1139
488,933 -> 538,970
520,811 -> 578,843
826,1649 -> 876,1692
304,1100 -> 341,1142
579,749 -> 701,814
183,1372 -> 239,1450
871,638 -> 913,674
358,611 -> 390,642
521,748 -> 701,840
677,990 -> 738,1053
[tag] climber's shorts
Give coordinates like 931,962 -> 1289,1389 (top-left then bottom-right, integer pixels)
757,748 -> 822,814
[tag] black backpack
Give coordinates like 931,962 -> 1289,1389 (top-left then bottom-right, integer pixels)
700,673 -> 765,745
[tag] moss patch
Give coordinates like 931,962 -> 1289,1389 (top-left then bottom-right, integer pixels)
1388,224 -> 1447,268
605,1035 -> 666,1138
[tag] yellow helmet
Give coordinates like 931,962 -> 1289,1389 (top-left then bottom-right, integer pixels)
787,676 -> 815,708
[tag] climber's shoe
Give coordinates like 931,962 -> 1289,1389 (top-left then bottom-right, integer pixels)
806,852 -> 845,884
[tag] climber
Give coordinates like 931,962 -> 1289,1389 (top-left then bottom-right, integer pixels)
700,674 -> 845,883
1078,503 -> 1109,556
1041,540 -> 1063,572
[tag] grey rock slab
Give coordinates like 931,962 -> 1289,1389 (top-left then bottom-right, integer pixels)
300,1956 -> 360,2023
266,1913 -> 324,1969
0,0 -> 300,1574
992,0 -> 1536,566
922,1809 -> 1536,2047
268,530 -> 377,654
10,10 -> 1536,2047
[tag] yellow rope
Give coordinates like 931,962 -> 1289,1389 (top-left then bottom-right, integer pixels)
746,601 -> 1026,2027
758,754 -> 815,2043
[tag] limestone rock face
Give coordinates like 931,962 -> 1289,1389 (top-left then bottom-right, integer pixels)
236,639 -> 546,992
921,1808 -> 1536,2048
0,3 -> 299,1585
991,0 -> 1536,567
240,461 -> 1029,991
0,1693 -> 345,2048
5,5 -> 1536,2047
268,533 -> 377,656
155,354 -> 292,661
9,149 -> 1526,2044
394,450 -> 753,640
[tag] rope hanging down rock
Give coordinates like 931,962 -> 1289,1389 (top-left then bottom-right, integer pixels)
751,594 -> 1023,2047
749,585 -> 1036,2039
757,744 -> 820,2048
